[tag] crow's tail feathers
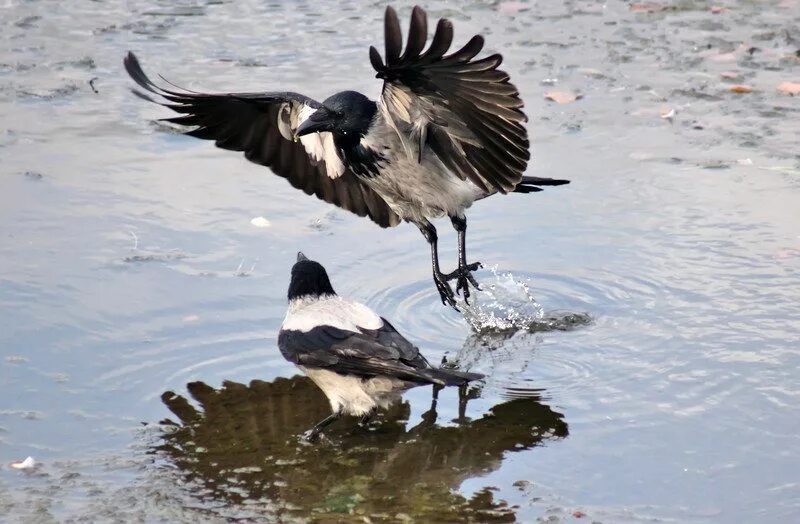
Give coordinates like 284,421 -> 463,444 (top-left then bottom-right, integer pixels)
513,175 -> 570,194
424,367 -> 484,386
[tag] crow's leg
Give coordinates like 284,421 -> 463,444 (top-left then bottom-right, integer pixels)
302,411 -> 341,441
455,383 -> 481,423
411,384 -> 442,432
443,215 -> 482,303
423,383 -> 443,424
457,384 -> 469,423
415,219 -> 457,309
432,383 -> 444,402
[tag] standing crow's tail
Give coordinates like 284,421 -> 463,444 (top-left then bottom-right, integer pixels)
422,367 -> 484,386
513,176 -> 571,194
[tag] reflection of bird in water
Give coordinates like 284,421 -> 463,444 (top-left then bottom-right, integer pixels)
157,376 -> 568,522
279,252 -> 483,440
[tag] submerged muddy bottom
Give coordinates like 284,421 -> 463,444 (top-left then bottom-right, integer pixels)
1,0 -> 799,522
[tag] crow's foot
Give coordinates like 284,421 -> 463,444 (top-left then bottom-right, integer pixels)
302,428 -> 323,442
444,262 -> 482,304
433,271 -> 458,310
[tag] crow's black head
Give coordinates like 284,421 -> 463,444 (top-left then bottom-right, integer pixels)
296,91 -> 376,144
288,252 -> 336,301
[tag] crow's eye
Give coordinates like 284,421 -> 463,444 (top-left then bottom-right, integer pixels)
342,130 -> 348,135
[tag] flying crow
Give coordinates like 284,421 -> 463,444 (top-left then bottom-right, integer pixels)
279,252 -> 483,440
124,5 -> 569,308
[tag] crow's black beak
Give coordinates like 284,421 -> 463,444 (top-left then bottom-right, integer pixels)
296,108 -> 336,137
296,252 -> 308,262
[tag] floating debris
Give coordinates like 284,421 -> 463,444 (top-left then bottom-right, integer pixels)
728,84 -> 754,93
497,1 -> 529,14
544,91 -> 581,104
10,457 -> 36,470
529,311 -> 593,333
123,250 -> 187,263
699,160 -> 732,170
720,71 -> 741,80
630,2 -> 668,13
777,81 -> 800,95
578,68 -> 606,78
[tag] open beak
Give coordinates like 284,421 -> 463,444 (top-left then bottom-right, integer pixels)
296,252 -> 308,262
295,108 -> 336,137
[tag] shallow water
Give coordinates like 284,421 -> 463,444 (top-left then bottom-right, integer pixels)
1,0 -> 799,522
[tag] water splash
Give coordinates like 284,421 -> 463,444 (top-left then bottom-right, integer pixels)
460,265 -> 544,332
460,266 -> 592,334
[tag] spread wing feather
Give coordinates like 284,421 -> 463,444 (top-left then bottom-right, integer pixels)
124,52 -> 400,228
370,6 -> 530,194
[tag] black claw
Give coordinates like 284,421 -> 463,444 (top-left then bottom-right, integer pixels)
433,273 -> 459,310
466,272 -> 481,290
460,275 -> 473,305
456,275 -> 470,300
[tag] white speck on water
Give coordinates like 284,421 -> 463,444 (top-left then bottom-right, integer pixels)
250,216 -> 271,228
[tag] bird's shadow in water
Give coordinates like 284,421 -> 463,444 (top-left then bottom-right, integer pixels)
153,376 -> 568,522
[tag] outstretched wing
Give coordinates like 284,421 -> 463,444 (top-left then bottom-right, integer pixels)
124,52 -> 400,228
278,318 -> 444,384
369,6 -> 530,194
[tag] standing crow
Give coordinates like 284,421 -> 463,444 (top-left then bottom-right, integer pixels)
279,252 -> 483,440
124,5 -> 569,309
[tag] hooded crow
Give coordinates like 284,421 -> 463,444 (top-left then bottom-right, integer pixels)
279,252 -> 483,440
124,5 -> 569,309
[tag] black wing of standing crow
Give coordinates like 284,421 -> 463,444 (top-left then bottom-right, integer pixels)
123,52 -> 400,228
278,319 -> 483,386
370,6 -> 530,194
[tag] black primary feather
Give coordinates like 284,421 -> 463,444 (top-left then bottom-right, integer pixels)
420,18 -> 453,63
513,176 -> 571,194
401,6 -> 427,63
384,7 -> 403,64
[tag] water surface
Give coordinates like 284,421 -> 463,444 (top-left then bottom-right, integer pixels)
1,0 -> 799,522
